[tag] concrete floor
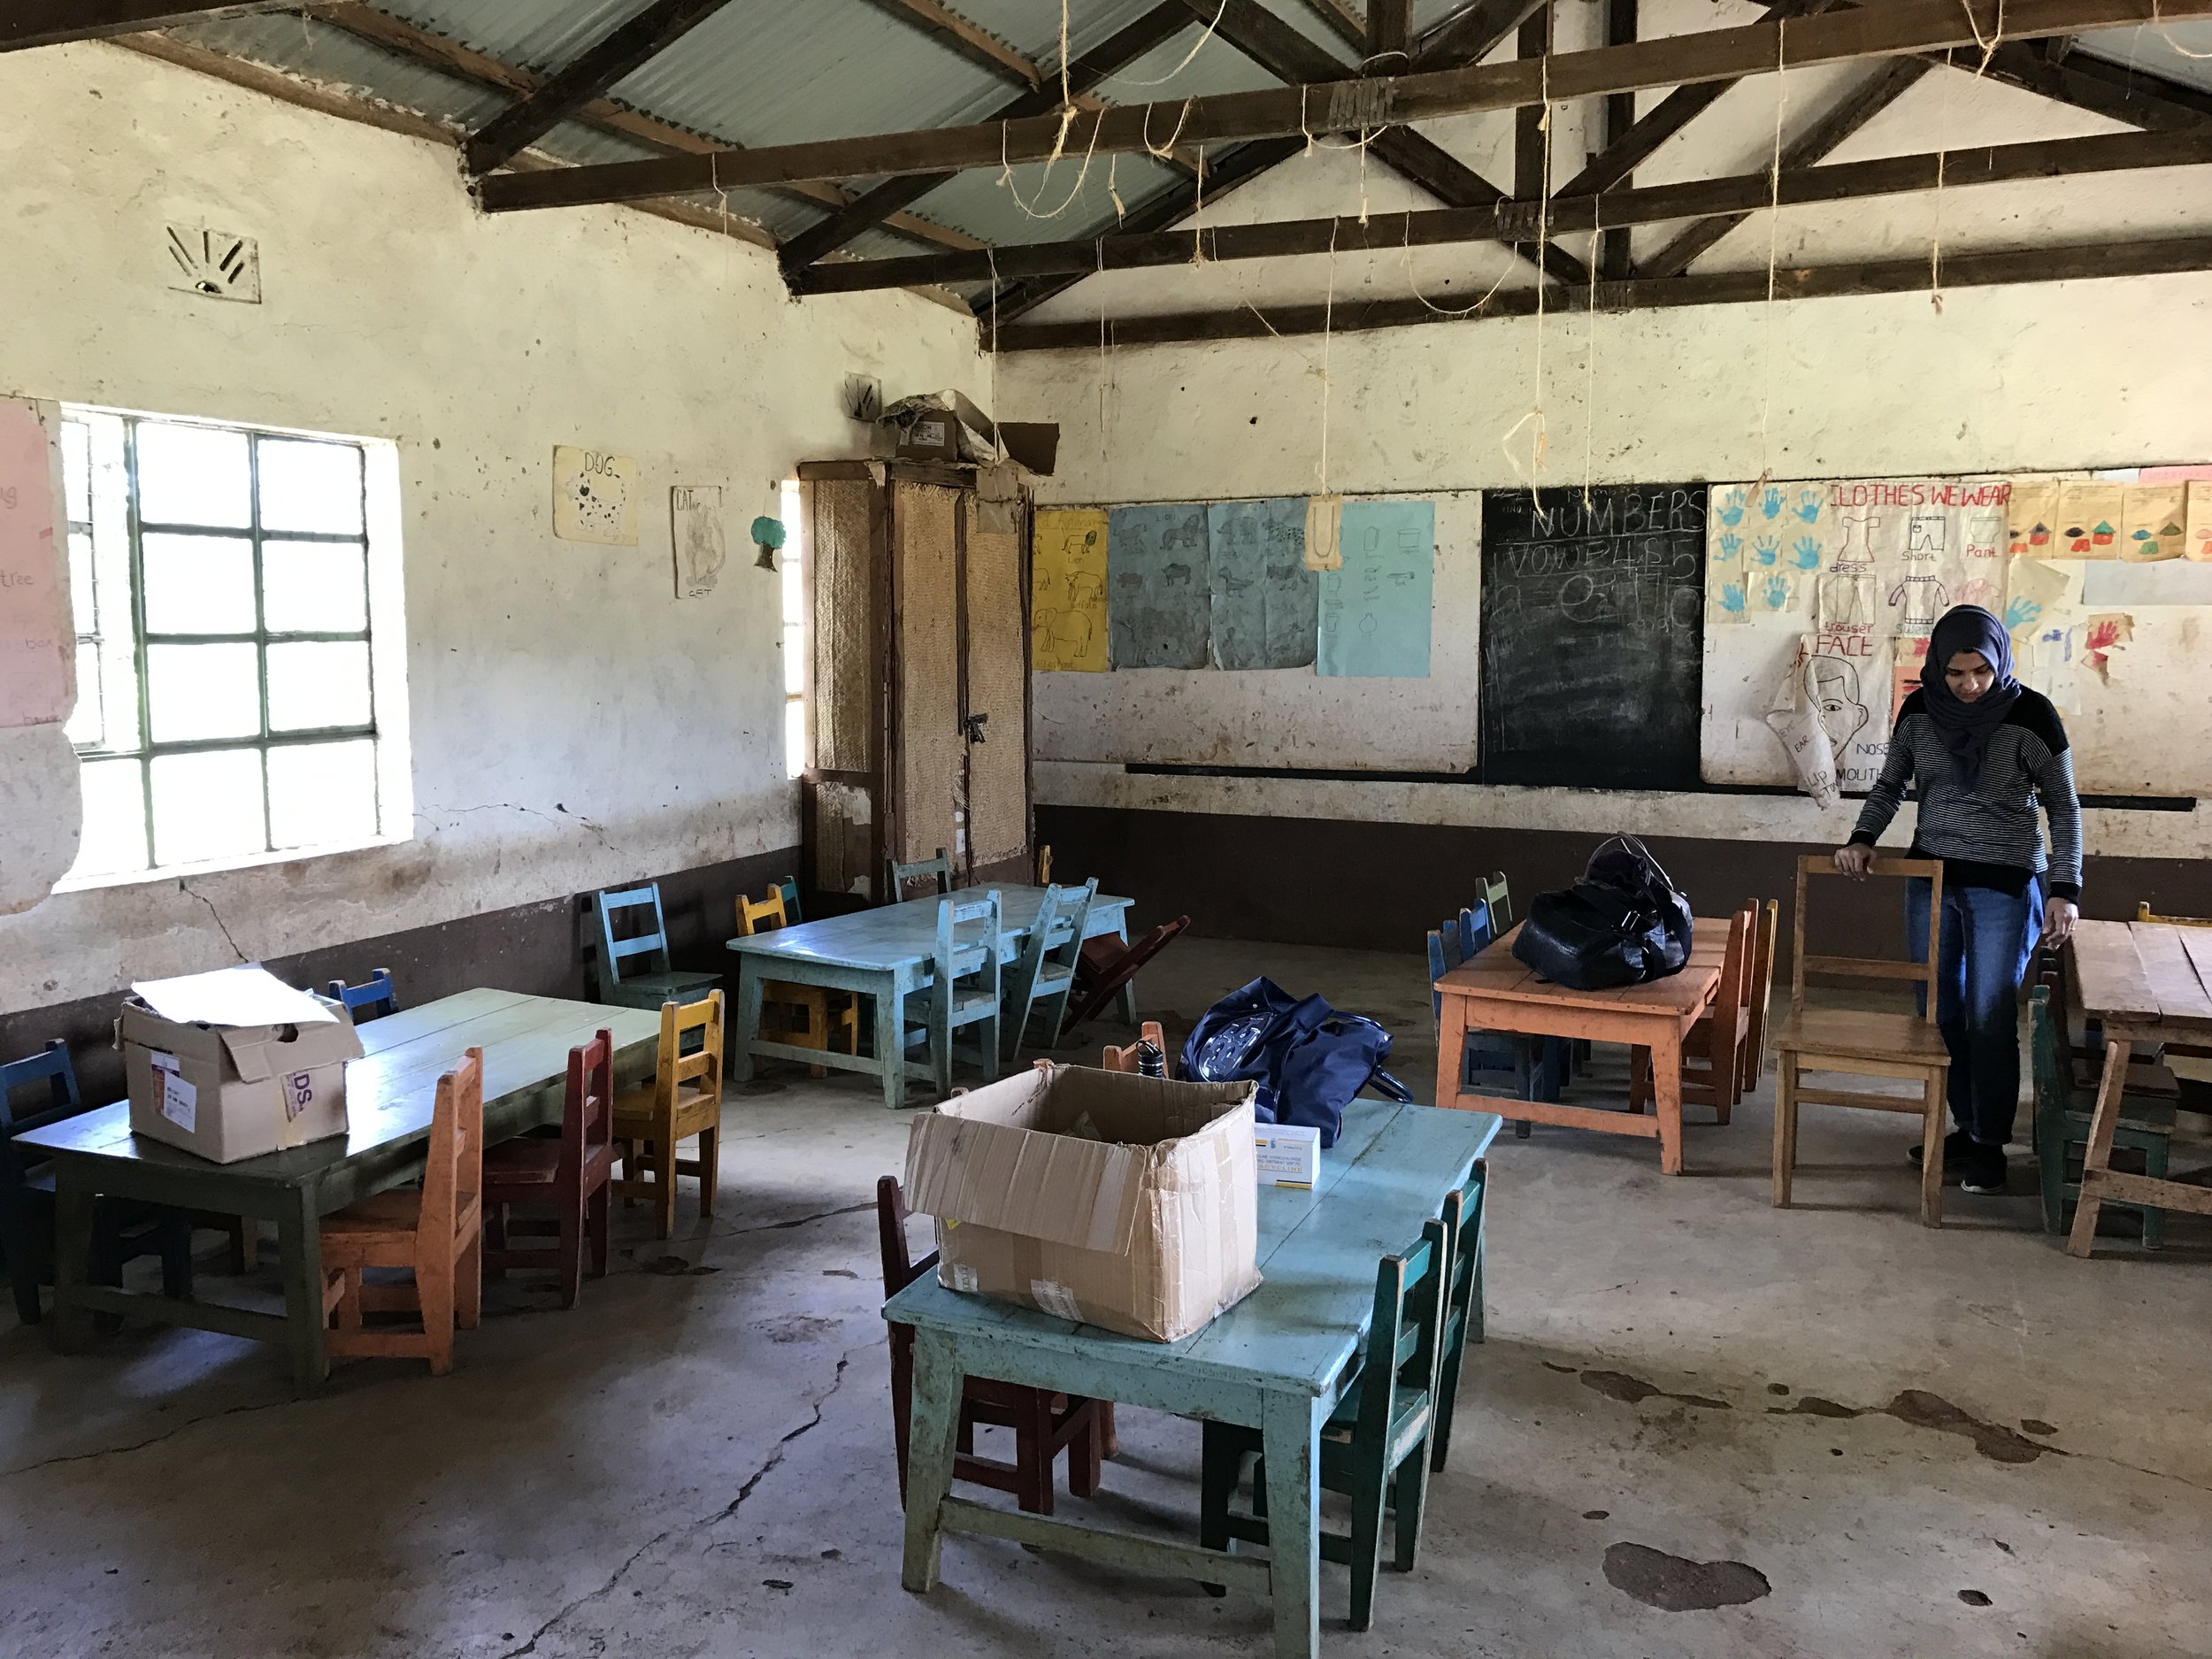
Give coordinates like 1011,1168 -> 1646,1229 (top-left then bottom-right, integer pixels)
4,937 -> 2209,1659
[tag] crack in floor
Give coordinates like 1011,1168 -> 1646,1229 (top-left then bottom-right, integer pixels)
0,1394 -> 289,1480
495,1348 -> 857,1659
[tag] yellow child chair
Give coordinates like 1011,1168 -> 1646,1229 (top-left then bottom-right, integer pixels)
612,993 -> 726,1240
736,890 -> 859,1077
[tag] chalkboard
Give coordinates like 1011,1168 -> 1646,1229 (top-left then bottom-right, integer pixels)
1479,484 -> 1708,788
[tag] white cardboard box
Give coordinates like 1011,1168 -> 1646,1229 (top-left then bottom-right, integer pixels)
119,965 -> 362,1163
1254,1123 -> 1322,1189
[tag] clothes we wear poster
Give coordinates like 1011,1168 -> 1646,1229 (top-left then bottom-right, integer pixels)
1701,475 -> 2010,794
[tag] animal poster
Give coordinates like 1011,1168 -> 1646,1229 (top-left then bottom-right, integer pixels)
1030,508 -> 1110,672
1207,498 -> 1317,670
553,445 -> 640,545
2053,480 -> 2124,557
1317,499 -> 1433,678
1106,503 -> 1211,669
671,485 -> 726,598
2121,483 -> 2188,562
0,398 -> 73,729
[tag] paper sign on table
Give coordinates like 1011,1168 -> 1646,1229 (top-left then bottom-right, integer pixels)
152,1053 -> 197,1133
2120,482 -> 2188,562
131,964 -> 336,1028
1030,508 -> 1110,672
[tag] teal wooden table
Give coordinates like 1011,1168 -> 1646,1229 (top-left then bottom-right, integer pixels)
885,1099 -> 1500,1659
16,990 -> 660,1394
726,885 -> 1135,1109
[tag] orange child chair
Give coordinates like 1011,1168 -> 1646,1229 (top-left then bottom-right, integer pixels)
1630,902 -> 1763,1122
612,993 -> 726,1240
319,1047 -> 486,1377
736,891 -> 858,1078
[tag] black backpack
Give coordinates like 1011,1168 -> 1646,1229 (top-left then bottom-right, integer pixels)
1511,835 -> 1694,992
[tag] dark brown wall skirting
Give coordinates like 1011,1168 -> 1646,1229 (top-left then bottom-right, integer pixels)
1037,804 -> 2212,959
0,846 -> 799,1110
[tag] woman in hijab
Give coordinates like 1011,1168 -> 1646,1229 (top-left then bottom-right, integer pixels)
1834,604 -> 2081,1195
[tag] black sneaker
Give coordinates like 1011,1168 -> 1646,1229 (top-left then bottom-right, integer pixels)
1960,1144 -> 2008,1195
1909,1130 -> 1974,1171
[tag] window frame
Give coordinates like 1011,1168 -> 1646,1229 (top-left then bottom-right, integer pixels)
59,405 -> 399,884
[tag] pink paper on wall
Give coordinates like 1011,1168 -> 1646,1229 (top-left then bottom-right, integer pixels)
0,398 -> 73,729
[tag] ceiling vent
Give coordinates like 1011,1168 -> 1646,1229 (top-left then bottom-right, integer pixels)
165,226 -> 261,303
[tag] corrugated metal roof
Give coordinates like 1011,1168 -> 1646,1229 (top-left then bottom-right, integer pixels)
148,0 -> 2204,301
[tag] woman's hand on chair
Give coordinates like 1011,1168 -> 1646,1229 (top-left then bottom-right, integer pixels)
2041,899 -> 2079,950
1832,844 -> 1875,879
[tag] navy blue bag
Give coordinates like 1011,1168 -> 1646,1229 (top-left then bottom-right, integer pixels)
1179,978 -> 1412,1148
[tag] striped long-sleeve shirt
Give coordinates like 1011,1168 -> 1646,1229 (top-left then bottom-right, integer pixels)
1849,688 -> 2083,899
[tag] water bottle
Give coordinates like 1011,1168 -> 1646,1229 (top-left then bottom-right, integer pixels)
1134,1040 -> 1165,1079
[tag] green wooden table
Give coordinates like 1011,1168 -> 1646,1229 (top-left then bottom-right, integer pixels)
16,989 -> 660,1394
726,885 -> 1136,1109
886,1098 -> 1500,1659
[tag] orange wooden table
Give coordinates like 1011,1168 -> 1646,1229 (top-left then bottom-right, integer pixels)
1433,921 -> 1728,1174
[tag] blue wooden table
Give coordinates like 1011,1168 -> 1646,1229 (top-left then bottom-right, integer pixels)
726,886 -> 1134,1109
885,1098 -> 1500,1659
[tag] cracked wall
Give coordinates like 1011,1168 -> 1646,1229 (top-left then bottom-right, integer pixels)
0,42 -> 986,1010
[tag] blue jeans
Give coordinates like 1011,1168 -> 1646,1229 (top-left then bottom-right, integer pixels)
1905,877 -> 2043,1147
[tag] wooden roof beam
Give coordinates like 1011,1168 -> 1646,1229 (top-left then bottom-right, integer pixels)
773,0 -> 1194,277
995,231 -> 2212,349
799,125 -> 2212,291
5,1 -> 349,50
464,0 -> 740,176
303,4 -> 979,255
478,0 -> 2212,211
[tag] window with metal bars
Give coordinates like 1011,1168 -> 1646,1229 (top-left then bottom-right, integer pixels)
59,407 -> 397,882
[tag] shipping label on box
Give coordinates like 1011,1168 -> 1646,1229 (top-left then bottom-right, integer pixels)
119,965 -> 362,1164
1254,1123 -> 1321,1188
904,1064 -> 1262,1343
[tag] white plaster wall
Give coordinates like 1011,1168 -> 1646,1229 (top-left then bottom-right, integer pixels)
1000,32 -> 2212,862
0,42 -> 984,1010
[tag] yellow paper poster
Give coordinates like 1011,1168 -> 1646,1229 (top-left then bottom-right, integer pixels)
2054,480 -> 2124,558
2120,482 -> 2188,562
2004,555 -> 2068,639
1030,508 -> 1110,672
2185,480 -> 2212,561
2005,478 -> 2060,557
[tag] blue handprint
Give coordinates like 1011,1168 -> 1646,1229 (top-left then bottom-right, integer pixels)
1716,531 -> 1742,562
1752,535 -> 1779,566
1718,580 -> 1747,615
2005,595 -> 2040,631
1759,574 -> 1792,611
1718,488 -> 1747,527
1760,486 -> 1785,520
1790,536 -> 1820,570
1793,488 -> 1822,524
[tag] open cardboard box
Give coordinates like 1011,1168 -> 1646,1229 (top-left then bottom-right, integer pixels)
903,1062 -> 1261,1342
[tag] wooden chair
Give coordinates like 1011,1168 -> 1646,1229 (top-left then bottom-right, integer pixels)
904,893 -> 1002,1097
2138,901 -> 2212,928
2030,987 -> 2171,1248
1102,1020 -> 1168,1073
736,890 -> 857,1078
1201,1217 -> 1449,1630
483,1029 -> 616,1306
1477,871 -> 1513,928
1,1041 -> 194,1326
590,883 -> 721,1011
773,877 -> 803,921
1629,902 -> 1758,1123
1740,899 -> 1781,1096
1060,914 -> 1188,1035
319,1047 -> 484,1376
327,969 -> 397,1022
1429,1162 -> 1486,1474
877,1176 -> 1111,1514
612,994 -> 725,1240
1003,879 -> 1097,1062
885,848 -> 953,902
1771,856 -> 1952,1227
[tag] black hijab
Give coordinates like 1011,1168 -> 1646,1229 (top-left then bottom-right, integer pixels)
1919,604 -> 2023,788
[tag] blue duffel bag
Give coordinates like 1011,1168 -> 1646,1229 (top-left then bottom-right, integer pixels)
1179,977 -> 1411,1148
